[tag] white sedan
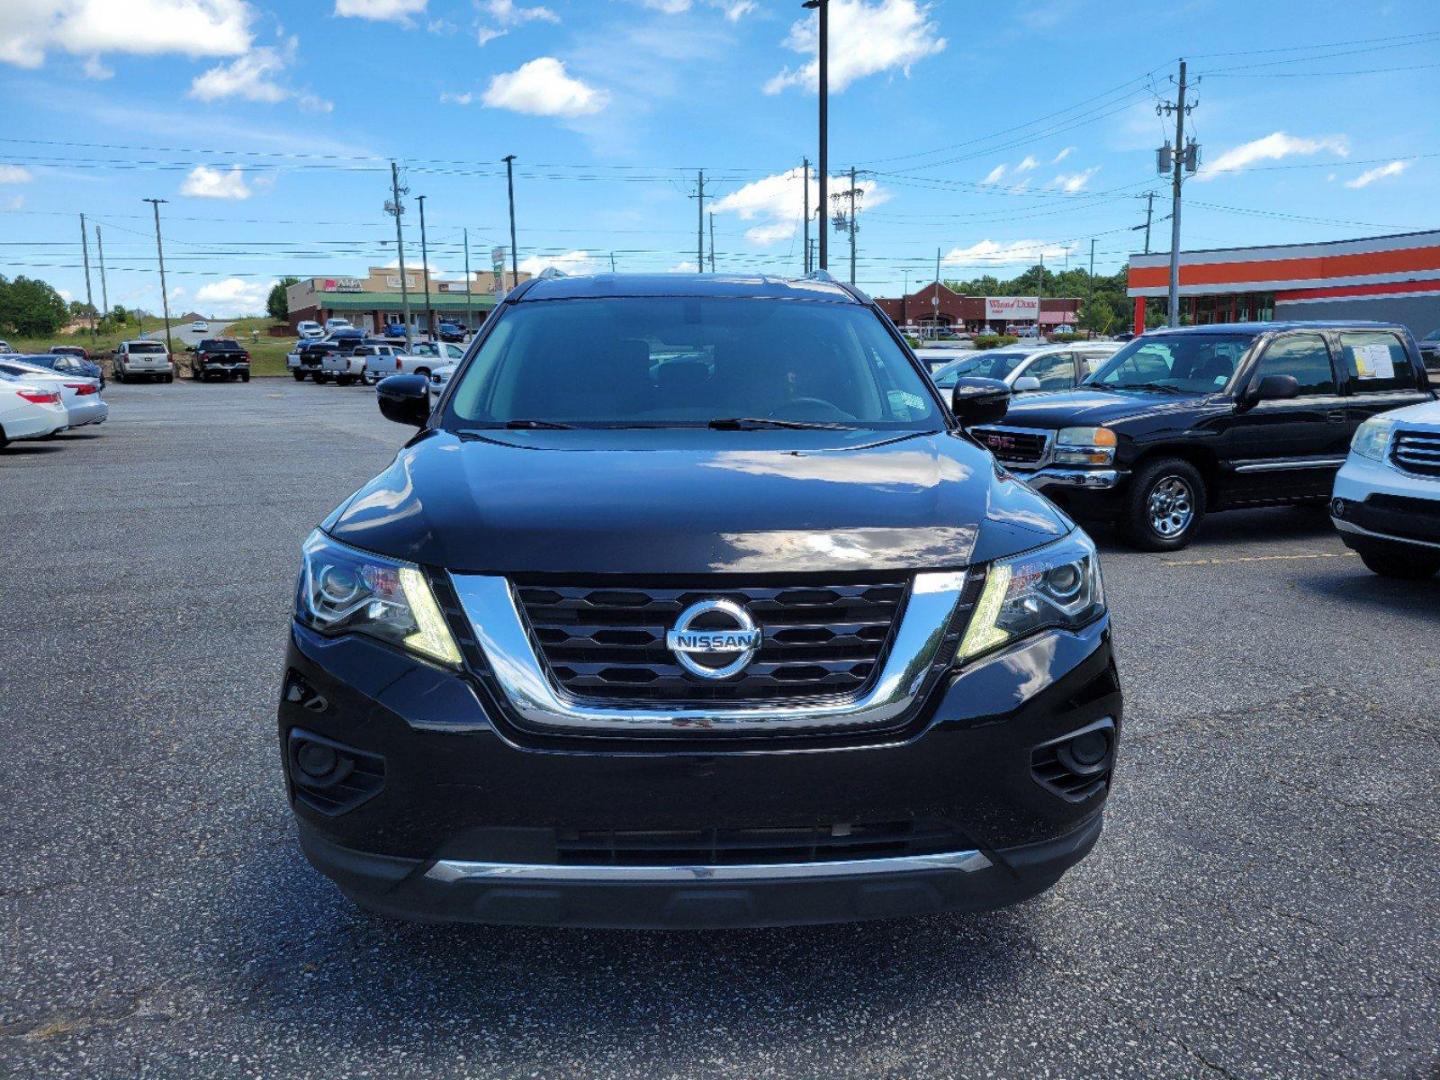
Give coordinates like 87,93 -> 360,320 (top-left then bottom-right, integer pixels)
190,320 -> 210,333
0,376 -> 68,447
0,359 -> 108,429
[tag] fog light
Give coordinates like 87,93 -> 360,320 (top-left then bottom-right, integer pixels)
297,741 -> 338,779
1057,730 -> 1111,776
1331,498 -> 1346,519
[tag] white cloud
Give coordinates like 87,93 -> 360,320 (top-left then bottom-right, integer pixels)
639,0 -> 691,10
1344,160 -> 1408,189
765,0 -> 945,95
0,165 -> 34,183
440,90 -> 474,104
333,0 -> 426,21
1051,146 -> 1074,164
4,194 -> 24,210
180,164 -> 252,199
669,260 -> 699,272
474,0 -> 559,46
1048,166 -> 1099,193
194,276 -> 274,313
979,163 -> 1006,186
0,0 -> 253,69
517,250 -> 603,276
711,168 -> 891,247
82,54 -> 111,79
638,0 -> 757,16
1015,154 -> 1039,172
482,57 -> 608,117
942,239 -> 1073,267
189,36 -> 331,111
1197,131 -> 1349,182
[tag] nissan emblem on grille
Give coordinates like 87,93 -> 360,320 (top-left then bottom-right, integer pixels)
665,598 -> 763,680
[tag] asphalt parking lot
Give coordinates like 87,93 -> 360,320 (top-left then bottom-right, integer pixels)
3,380 -> 1437,1079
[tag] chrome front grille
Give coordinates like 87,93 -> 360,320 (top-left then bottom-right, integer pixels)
1390,429 -> 1440,478
515,579 -> 907,703
971,425 -> 1053,466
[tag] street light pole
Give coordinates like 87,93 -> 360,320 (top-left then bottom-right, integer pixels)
417,194 -> 433,341
463,227 -> 473,334
503,155 -> 519,290
802,157 -> 810,274
803,0 -> 828,272
142,198 -> 173,356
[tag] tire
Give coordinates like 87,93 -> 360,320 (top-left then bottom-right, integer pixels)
192,366 -> 202,380
164,373 -> 174,384
414,367 -> 430,379
1121,457 -> 1207,551
292,369 -> 306,382
1357,544 -> 1440,580
241,372 -> 250,383
114,370 -> 126,384
336,374 -> 355,387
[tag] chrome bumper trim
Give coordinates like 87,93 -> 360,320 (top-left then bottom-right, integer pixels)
1013,467 -> 1122,491
449,570 -> 968,734
1332,516 -> 1440,551
426,848 -> 993,884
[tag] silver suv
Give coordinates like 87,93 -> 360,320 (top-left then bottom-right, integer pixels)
113,340 -> 174,384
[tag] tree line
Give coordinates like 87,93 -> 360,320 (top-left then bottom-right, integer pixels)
942,265 -> 1135,335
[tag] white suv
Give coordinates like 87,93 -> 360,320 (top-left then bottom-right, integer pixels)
1331,399 -> 1440,579
113,340 -> 174,383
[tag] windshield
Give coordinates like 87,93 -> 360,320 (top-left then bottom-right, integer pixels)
1425,328 -> 1440,342
1089,332 -> 1256,393
445,297 -> 941,429
130,342 -> 166,354
934,350 -> 1032,387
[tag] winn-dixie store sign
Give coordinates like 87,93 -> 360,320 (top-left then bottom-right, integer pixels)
984,296 -> 1040,320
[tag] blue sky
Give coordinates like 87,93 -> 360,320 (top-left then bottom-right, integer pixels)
1,0 -> 1437,315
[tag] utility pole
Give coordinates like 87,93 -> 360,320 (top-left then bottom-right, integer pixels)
417,195 -> 434,340
1088,236 -> 1096,318
386,161 -> 412,351
503,154 -> 519,289
78,213 -> 96,341
694,170 -> 705,270
142,198 -> 173,355
1157,59 -> 1198,327
463,227 -> 473,333
1142,191 -> 1156,255
1036,250 -> 1044,340
848,166 -> 858,287
804,0 -> 829,271
830,167 -> 863,287
610,252 -> 617,273
932,246 -> 941,334
802,157 -> 811,274
901,270 -> 908,326
95,224 -> 109,324
709,212 -> 717,273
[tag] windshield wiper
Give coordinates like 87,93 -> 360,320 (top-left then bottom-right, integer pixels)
707,416 -> 853,430
457,419 -> 574,432
1114,382 -> 1186,394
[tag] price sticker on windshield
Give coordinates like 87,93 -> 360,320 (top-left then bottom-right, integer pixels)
1353,343 -> 1396,380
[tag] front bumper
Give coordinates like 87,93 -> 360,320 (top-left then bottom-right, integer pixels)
1010,466 -> 1124,493
1331,454 -> 1440,551
279,606 -> 1120,927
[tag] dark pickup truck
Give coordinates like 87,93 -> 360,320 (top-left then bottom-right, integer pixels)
189,339 -> 251,382
973,321 -> 1433,549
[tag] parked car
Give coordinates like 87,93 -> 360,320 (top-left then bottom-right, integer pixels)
319,341 -> 396,386
352,343 -> 413,385
190,320 -> 210,334
18,351 -> 106,388
290,341 -> 341,382
188,339 -> 251,382
0,378 -> 67,447
1419,327 -> 1440,373
324,318 -> 354,334
48,344 -> 90,360
426,361 -> 457,397
405,341 -> 465,373
0,340 -> 15,354
297,321 -> 325,340
113,340 -> 174,383
437,321 -> 467,343
934,343 -> 1122,396
0,359 -> 107,430
975,321 -> 1434,550
1331,396 -> 1440,579
280,271 -> 1121,928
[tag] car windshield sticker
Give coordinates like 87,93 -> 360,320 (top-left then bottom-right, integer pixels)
1353,343 -> 1396,380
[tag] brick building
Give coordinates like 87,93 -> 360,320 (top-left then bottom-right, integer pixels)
874,283 -> 1081,334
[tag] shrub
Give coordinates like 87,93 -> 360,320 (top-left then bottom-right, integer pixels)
972,334 -> 1020,350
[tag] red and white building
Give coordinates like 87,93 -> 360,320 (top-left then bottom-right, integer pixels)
874,283 -> 1080,334
1127,229 -> 1440,336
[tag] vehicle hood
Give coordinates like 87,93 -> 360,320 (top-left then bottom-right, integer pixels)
998,387 -> 1212,429
322,428 -> 1070,575
1380,398 -> 1440,428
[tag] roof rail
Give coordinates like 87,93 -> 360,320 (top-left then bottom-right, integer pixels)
802,269 -> 839,283
536,267 -> 568,280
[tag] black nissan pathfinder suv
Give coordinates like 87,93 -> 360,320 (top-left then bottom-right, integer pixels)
976,322 -> 1433,549
278,272 -> 1122,928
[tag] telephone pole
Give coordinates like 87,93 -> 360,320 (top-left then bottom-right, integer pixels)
1157,59 -> 1198,327
417,195 -> 434,340
385,161 -> 412,351
1087,236 -> 1096,325
95,224 -> 109,323
830,167 -> 863,287
803,0 -> 829,271
802,157 -> 811,274
503,154 -> 519,289
694,170 -> 705,270
142,198 -> 173,355
1036,250 -> 1045,340
463,227 -> 473,333
709,212 -> 717,273
1141,191 -> 1156,255
78,213 -> 96,341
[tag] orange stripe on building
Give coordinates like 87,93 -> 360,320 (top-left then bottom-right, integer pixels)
1128,244 -> 1440,291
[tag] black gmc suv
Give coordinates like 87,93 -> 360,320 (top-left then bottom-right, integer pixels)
278,272 -> 1122,928
975,322 -> 1433,549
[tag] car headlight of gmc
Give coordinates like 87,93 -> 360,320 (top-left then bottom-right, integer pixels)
1053,426 -> 1117,466
1351,416 -> 1396,462
958,530 -> 1106,662
296,531 -> 461,668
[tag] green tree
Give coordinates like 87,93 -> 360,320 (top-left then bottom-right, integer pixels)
0,275 -> 69,336
1081,296 -> 1116,335
267,276 -> 300,322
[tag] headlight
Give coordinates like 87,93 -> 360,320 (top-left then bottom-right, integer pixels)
1351,416 -> 1395,462
296,531 -> 461,668
1053,426 -> 1117,466
958,530 -> 1105,662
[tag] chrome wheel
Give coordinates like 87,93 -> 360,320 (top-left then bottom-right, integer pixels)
1147,476 -> 1194,538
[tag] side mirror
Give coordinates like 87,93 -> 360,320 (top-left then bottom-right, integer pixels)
1012,375 -> 1042,392
377,373 -> 431,427
1251,373 -> 1300,404
950,377 -> 1011,427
